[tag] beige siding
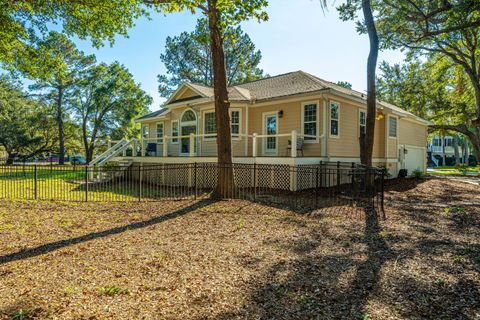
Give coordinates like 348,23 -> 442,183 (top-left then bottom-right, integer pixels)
399,120 -> 428,147
248,100 -> 323,157
136,92 -> 428,162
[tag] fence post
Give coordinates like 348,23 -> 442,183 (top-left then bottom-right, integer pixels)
253,162 -> 257,200
315,165 -> 319,208
85,166 -> 88,202
34,164 -> 38,200
194,162 -> 197,200
252,133 -> 257,158
138,165 -> 142,202
336,161 -> 340,193
381,169 -> 386,220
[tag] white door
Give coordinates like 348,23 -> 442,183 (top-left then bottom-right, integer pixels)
263,113 -> 278,155
404,147 -> 425,175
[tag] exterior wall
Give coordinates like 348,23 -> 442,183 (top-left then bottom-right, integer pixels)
248,99 -> 324,157
136,93 -> 428,170
399,119 -> 428,147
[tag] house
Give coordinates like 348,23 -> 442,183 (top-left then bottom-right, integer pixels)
101,71 -> 430,177
428,134 -> 474,166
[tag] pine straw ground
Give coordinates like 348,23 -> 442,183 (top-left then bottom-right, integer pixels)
0,177 -> 479,320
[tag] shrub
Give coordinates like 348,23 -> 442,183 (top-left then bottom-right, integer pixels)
98,285 -> 129,296
411,169 -> 425,179
455,163 -> 468,175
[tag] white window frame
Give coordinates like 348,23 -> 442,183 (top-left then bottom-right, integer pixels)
359,109 -> 366,137
202,108 -> 242,141
301,101 -> 319,143
230,108 -> 242,141
170,120 -> 179,144
262,111 -> 279,155
156,122 -> 164,144
202,110 -> 217,141
388,115 -> 398,139
329,101 -> 340,138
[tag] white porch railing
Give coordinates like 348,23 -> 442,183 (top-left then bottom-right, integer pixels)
109,130 -> 325,159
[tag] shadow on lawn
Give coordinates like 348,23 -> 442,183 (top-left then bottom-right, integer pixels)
0,199 -> 215,266
215,180 -> 480,319
215,207 -> 393,319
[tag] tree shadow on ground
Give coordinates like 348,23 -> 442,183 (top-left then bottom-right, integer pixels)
0,199 -> 215,266
215,207 -> 394,319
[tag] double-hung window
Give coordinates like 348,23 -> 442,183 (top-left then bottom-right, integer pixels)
204,111 -> 217,138
171,120 -> 179,143
204,110 -> 241,139
359,110 -> 366,136
231,110 -> 240,138
303,103 -> 317,141
156,122 -> 164,143
389,116 -> 397,138
330,102 -> 340,137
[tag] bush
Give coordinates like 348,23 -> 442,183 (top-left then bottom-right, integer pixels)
455,163 -> 468,175
411,169 -> 426,179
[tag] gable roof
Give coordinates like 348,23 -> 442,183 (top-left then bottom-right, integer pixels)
138,71 -> 429,124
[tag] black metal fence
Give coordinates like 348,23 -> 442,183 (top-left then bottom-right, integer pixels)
0,162 -> 385,215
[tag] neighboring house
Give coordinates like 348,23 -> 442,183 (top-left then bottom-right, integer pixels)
101,71 -> 430,177
428,135 -> 473,166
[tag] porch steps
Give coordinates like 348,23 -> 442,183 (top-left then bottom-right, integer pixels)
91,159 -> 133,183
90,139 -> 137,167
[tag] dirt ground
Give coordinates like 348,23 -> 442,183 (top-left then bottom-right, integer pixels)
0,176 -> 479,319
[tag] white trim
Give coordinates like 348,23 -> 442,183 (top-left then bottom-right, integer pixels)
301,101 -> 320,143
165,83 -> 209,105
170,120 -> 179,144
202,109 -> 217,141
262,111 -> 279,156
179,108 -> 198,156
201,108 -> 243,141
329,101 -> 340,138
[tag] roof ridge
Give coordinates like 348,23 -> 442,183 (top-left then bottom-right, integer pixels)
235,70 -> 304,86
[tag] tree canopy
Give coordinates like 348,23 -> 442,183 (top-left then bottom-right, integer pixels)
74,62 -> 152,162
158,19 -> 265,98
1,0 -> 147,67
0,76 -> 57,164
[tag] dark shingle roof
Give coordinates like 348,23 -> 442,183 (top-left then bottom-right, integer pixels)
136,108 -> 169,121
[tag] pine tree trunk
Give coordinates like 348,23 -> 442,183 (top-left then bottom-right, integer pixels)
207,0 -> 234,198
57,87 -> 65,165
361,0 -> 379,168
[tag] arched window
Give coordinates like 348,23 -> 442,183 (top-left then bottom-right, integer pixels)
181,110 -> 196,123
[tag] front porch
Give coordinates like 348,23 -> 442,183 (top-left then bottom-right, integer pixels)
104,130 -> 326,166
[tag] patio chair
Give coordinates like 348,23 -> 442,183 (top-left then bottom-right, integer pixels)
287,138 -> 304,157
145,143 -> 157,156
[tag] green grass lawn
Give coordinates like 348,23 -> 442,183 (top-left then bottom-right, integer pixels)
0,166 -> 197,202
428,166 -> 480,175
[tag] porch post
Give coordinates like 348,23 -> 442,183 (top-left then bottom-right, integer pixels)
133,140 -> 137,157
252,133 -> 258,158
141,138 -> 145,157
189,133 -> 195,157
163,135 -> 168,157
291,130 -> 297,158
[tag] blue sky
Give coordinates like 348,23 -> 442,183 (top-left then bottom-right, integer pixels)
72,0 -> 405,112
